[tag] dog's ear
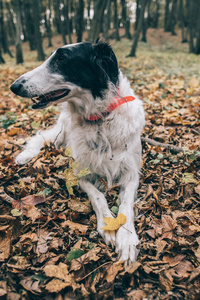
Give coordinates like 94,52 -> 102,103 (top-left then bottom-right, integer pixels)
92,41 -> 119,87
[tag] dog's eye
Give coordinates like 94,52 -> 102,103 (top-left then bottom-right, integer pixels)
56,48 -> 66,61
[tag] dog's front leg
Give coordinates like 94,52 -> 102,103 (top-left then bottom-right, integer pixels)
79,179 -> 116,247
15,123 -> 65,165
116,177 -> 140,265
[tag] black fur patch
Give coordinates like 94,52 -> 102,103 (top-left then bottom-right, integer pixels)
48,41 -> 119,98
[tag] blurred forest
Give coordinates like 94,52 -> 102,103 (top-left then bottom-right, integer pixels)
0,0 -> 200,64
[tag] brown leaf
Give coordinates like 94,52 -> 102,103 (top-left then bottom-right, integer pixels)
122,261 -> 141,275
20,278 -> 42,294
44,262 -> 69,281
127,289 -> 147,300
162,255 -> 185,267
36,231 -> 53,254
105,262 -> 123,283
172,260 -> 195,279
68,198 -> 92,214
159,269 -> 173,292
0,228 -> 12,261
12,194 -> 46,210
159,215 -> 177,240
7,127 -> 20,136
61,220 -> 88,235
70,247 -> 101,271
188,265 -> 200,282
45,279 -> 71,293
23,205 -> 41,222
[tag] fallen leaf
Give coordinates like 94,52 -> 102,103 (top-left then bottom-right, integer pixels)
127,289 -> 147,300
43,262 -> 69,281
61,220 -> 88,234
12,194 -> 46,210
68,198 -> 92,214
182,173 -> 198,184
101,213 -> 127,231
0,228 -> 12,261
159,269 -> 173,292
105,262 -> 123,283
45,279 -> 71,293
70,247 -> 101,271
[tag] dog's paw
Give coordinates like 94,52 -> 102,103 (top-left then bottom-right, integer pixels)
116,226 -> 140,265
97,218 -> 116,248
15,150 -> 39,165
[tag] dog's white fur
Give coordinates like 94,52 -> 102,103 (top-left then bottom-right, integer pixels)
14,47 -> 145,264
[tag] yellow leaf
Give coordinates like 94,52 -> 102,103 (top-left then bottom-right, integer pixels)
101,213 -> 127,231
65,146 -> 73,157
182,173 -> 197,184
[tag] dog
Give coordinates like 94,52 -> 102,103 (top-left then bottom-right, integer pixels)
10,40 -> 145,265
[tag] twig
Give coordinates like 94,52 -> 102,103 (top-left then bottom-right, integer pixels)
77,261 -> 111,282
0,191 -> 15,205
141,137 -> 184,153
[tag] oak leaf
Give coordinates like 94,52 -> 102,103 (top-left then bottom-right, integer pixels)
101,213 -> 127,231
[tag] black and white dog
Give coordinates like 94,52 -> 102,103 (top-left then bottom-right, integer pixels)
10,41 -> 145,264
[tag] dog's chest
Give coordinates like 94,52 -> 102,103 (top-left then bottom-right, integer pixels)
69,118 -> 133,175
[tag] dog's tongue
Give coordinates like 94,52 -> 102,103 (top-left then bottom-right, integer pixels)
32,89 -> 70,109
37,89 -> 69,101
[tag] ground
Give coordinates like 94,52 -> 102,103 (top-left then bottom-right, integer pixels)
0,29 -> 200,299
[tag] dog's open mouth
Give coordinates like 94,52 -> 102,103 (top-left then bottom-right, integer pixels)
31,89 -> 70,109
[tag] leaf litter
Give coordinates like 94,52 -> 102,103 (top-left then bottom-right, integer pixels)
0,34 -> 200,299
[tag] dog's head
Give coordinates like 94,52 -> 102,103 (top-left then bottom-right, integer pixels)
10,41 -> 119,109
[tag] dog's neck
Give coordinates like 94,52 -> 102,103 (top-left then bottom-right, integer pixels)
85,95 -> 135,122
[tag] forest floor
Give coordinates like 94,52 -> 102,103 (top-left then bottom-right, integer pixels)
0,29 -> 200,299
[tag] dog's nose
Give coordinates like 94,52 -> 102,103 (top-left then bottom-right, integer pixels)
10,78 -> 28,97
10,82 -> 23,95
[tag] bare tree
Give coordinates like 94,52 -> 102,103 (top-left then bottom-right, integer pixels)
76,0 -> 84,42
88,0 -> 107,42
113,0 -> 120,41
32,0 -> 45,61
128,0 -> 147,57
15,0 -> 24,64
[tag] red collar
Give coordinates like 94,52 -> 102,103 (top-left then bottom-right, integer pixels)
86,95 -> 135,121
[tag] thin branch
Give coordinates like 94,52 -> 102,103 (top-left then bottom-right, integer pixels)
0,191 -> 15,205
77,261 -> 111,282
141,137 -> 184,153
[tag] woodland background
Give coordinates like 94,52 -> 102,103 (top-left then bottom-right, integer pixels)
0,0 -> 200,299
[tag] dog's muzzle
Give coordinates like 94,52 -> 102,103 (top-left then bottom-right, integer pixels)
10,78 -> 70,109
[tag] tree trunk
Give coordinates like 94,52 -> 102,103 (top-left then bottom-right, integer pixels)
0,0 -> 13,57
103,0 -> 112,41
0,45 -> 5,63
46,0 -> 53,47
120,0 -> 131,39
24,0 -> 36,51
76,0 -> 84,42
15,0 -> 24,64
88,0 -> 107,42
113,0 -> 120,41
153,0 -> 160,28
5,1 -> 16,44
32,0 -> 45,61
64,0 -> 72,44
129,0 -> 147,57
195,0 -> 200,54
135,0 -> 140,30
179,0 -> 187,42
164,0 -> 170,32
188,0 -> 194,53
141,0 -> 151,42
170,0 -> 177,35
